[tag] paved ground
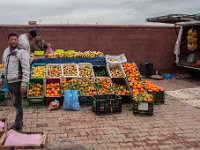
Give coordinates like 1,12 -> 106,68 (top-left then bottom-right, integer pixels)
166,87 -> 200,108
1,76 -> 200,150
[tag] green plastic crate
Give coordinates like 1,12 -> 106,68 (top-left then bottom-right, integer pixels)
0,91 -> 5,103
27,78 -> 44,106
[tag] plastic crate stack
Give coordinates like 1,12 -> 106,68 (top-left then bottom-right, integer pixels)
92,77 -> 122,115
107,62 -> 132,102
92,54 -> 129,115
92,94 -> 122,115
144,80 -> 165,104
78,63 -> 97,106
122,63 -> 154,116
28,63 -> 46,106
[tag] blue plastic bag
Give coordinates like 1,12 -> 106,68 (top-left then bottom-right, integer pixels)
1,80 -> 8,93
63,90 -> 80,111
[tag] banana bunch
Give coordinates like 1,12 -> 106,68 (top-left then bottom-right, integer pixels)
65,53 -> 74,58
187,29 -> 198,51
95,51 -> 104,57
82,50 -> 96,58
58,52 -> 65,58
47,54 -> 56,58
67,50 -> 104,58
73,51 -> 82,58
81,50 -> 104,58
47,50 -> 104,58
54,53 -> 60,58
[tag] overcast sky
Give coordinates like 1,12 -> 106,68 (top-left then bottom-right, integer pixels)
0,0 -> 199,25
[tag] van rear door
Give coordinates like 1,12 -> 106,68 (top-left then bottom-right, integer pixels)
146,14 -> 200,71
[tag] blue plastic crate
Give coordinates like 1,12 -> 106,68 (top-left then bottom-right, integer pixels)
33,57 -> 106,66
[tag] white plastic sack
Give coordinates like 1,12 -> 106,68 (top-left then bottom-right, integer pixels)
106,54 -> 127,64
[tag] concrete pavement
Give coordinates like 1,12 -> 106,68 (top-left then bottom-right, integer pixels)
0,77 -> 200,150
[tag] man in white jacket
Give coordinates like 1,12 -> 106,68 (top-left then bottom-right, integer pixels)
1,33 -> 30,132
18,29 -> 37,55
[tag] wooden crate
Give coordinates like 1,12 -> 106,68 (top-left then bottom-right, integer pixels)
0,118 -> 8,138
0,131 -> 47,150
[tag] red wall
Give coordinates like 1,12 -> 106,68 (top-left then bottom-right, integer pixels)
0,24 -> 177,72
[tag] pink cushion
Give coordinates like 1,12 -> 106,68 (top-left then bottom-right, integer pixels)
0,120 -> 4,131
4,130 -> 43,146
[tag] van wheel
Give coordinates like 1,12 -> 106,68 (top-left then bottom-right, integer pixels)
188,71 -> 200,78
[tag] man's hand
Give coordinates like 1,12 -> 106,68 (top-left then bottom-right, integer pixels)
20,85 -> 26,94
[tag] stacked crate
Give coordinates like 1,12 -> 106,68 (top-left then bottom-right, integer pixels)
28,63 -> 46,106
122,63 -> 154,116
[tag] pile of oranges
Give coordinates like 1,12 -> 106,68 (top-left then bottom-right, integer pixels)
134,92 -> 153,102
122,63 -> 158,102
95,77 -> 115,95
28,83 -> 43,97
123,63 -> 145,100
112,83 -> 130,95
62,78 -> 78,91
122,63 -> 140,78
127,77 -> 146,99
46,83 -> 61,97
79,78 -> 97,96
144,80 -> 164,93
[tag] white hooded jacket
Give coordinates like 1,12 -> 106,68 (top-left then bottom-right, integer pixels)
18,33 -> 30,55
1,46 -> 30,86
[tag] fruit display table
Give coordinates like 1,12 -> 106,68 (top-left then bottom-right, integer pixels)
28,54 -> 165,116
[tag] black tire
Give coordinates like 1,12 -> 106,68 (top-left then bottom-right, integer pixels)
188,70 -> 200,78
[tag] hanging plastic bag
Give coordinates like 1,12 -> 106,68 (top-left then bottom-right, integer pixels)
45,44 -> 54,57
1,80 -> 8,93
63,90 -> 80,111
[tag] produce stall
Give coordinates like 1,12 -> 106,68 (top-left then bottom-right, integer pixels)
28,50 -> 165,116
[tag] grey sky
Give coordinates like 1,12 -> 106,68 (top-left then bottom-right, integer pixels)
0,0 -> 199,25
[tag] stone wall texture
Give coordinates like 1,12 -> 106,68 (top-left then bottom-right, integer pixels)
0,24 -> 178,72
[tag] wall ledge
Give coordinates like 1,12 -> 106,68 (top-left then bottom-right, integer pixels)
0,24 -> 176,29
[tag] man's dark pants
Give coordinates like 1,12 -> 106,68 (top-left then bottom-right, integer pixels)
7,81 -> 23,128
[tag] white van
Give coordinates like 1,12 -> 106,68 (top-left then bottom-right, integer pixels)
146,14 -> 200,77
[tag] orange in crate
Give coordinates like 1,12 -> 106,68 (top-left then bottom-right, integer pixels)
113,83 -> 130,95
45,78 -> 61,97
78,78 -> 97,96
144,80 -> 164,92
95,77 -> 115,95
46,83 -> 61,96
122,63 -> 140,77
